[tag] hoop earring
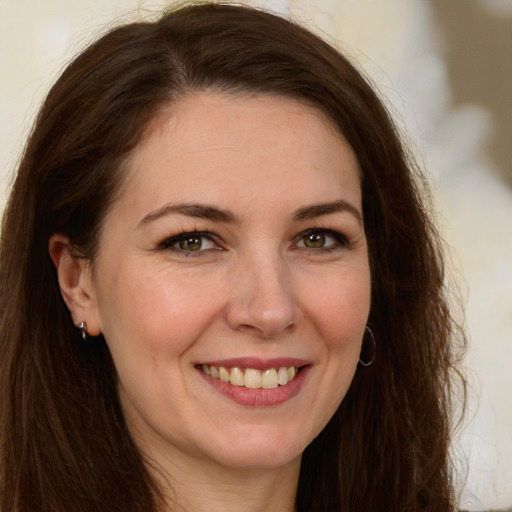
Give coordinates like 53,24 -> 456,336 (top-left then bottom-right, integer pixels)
359,326 -> 376,367
78,321 -> 88,341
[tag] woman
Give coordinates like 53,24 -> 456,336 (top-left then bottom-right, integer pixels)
0,3 -> 465,511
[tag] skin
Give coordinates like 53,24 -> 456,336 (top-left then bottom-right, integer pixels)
50,92 -> 371,512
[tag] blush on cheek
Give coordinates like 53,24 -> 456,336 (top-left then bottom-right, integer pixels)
310,286 -> 369,334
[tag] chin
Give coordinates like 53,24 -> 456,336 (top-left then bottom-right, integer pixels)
200,426 -> 311,472
215,449 -> 303,472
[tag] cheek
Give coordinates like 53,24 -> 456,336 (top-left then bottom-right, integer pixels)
96,263 -> 226,361
302,266 -> 371,347
293,267 -> 370,433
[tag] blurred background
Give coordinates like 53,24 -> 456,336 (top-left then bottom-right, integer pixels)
0,0 -> 511,509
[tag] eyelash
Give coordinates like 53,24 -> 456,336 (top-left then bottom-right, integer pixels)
157,227 -> 349,255
296,228 -> 349,253
157,231 -> 218,255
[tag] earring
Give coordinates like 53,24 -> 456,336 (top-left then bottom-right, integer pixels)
359,326 -> 376,367
78,321 -> 88,341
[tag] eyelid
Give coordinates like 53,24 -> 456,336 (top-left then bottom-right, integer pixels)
156,227 -> 350,254
157,230 -> 220,251
293,227 -> 349,250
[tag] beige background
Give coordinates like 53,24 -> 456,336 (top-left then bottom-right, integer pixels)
1,0 -> 511,509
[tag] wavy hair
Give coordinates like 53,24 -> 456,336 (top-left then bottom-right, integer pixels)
0,3 -> 465,511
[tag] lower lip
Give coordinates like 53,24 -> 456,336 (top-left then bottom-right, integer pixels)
198,366 -> 310,407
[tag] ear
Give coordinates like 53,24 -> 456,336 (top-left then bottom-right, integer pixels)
48,234 -> 102,336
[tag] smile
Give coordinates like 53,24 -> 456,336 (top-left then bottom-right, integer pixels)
201,365 -> 299,389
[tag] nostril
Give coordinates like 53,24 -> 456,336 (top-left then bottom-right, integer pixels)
236,321 -> 296,339
225,273 -> 301,338
237,324 -> 265,336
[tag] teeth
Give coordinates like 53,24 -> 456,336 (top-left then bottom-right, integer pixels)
201,365 -> 299,388
219,367 -> 230,382
261,368 -> 279,389
230,367 -> 245,387
244,368 -> 262,388
278,366 -> 288,385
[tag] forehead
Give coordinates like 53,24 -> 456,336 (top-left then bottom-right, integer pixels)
143,91 -> 347,156
115,92 -> 361,220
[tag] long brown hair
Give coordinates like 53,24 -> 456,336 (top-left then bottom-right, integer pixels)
0,3 -> 465,511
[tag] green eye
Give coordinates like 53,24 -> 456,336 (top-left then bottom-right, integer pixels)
159,231 -> 217,253
178,236 -> 203,251
295,228 -> 348,251
303,232 -> 326,248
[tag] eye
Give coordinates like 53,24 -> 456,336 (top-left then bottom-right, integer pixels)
158,231 -> 217,252
295,228 -> 347,251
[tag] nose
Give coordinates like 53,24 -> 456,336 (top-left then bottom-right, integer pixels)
225,252 -> 302,339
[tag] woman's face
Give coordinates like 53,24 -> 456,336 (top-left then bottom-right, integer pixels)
86,92 -> 371,472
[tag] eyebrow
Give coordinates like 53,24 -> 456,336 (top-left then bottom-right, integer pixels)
137,198 -> 362,229
137,203 -> 238,228
292,199 -> 363,224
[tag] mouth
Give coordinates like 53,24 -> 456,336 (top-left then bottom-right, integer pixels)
200,364 -> 300,389
196,358 -> 310,406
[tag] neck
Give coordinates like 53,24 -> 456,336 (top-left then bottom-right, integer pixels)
148,449 -> 300,512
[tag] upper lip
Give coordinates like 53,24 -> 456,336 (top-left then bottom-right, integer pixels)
196,357 -> 311,370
